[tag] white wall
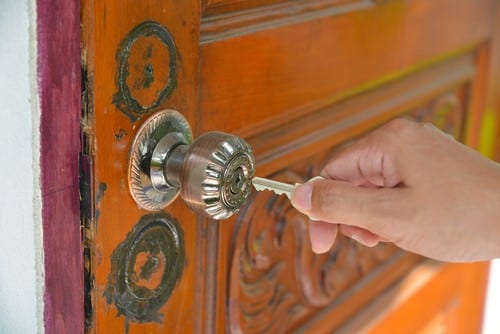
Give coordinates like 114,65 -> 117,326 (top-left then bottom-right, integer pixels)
483,260 -> 500,333
0,0 -> 42,333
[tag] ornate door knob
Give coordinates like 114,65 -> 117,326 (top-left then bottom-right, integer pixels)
128,110 -> 255,220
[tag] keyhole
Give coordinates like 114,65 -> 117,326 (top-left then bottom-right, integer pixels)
230,167 -> 246,195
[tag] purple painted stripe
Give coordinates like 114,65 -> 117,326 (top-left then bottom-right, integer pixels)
37,0 -> 83,332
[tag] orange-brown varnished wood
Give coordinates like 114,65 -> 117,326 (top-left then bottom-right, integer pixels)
202,0 -> 359,17
216,82 -> 476,333
203,0 -> 288,15
199,0 -> 494,135
82,0 -> 203,333
332,261 -> 490,334
488,3 -> 500,161
201,0 -> 369,37
247,55 -> 474,176
82,0 -> 498,333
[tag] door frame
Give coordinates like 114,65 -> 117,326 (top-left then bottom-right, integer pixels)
38,0 -> 83,332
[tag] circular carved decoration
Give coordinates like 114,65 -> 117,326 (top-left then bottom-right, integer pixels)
104,212 -> 185,323
228,169 -> 396,333
113,21 -> 177,121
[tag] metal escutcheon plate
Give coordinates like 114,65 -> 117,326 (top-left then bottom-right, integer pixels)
128,110 -> 193,211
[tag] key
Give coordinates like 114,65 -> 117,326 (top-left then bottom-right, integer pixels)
252,176 -> 324,199
252,177 -> 295,199
252,176 -> 325,221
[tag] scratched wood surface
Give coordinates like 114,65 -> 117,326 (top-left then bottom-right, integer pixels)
81,0 -> 497,333
81,0 -> 205,332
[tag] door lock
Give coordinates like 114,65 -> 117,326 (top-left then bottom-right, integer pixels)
128,110 -> 255,220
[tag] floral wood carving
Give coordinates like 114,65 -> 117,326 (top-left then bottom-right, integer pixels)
228,89 -> 467,333
228,169 -> 397,333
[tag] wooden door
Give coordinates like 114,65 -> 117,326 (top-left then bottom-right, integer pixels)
82,1 -> 499,333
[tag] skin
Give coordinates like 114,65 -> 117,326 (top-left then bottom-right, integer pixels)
291,118 -> 500,262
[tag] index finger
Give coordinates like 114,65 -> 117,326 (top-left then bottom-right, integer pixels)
321,131 -> 400,188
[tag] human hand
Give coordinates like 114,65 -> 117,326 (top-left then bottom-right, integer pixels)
291,118 -> 500,262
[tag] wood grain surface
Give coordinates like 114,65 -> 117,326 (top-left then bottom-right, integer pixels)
82,0 -> 204,332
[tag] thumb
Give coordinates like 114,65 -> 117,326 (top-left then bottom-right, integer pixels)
291,179 -> 406,235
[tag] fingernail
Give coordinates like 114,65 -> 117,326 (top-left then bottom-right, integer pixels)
311,242 -> 328,254
292,183 -> 312,212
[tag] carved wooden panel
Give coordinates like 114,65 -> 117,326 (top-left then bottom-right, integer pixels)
330,261 -> 489,334
228,165 -> 397,333
224,84 -> 469,332
199,1 -> 492,133
201,0 -> 370,41
412,89 -> 467,139
202,0 -> 362,16
203,0 -> 287,15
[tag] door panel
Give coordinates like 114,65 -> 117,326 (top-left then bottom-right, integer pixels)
199,0 -> 492,134
82,0 -> 495,333
331,262 -> 489,334
244,55 -> 474,176
219,82 -> 472,333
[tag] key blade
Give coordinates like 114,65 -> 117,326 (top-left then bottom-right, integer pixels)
252,177 -> 295,199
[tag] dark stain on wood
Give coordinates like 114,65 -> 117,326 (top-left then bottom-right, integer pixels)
114,128 -> 128,141
112,21 -> 177,121
104,212 -> 185,325
96,182 -> 107,205
94,182 -> 107,225
84,246 -> 95,331
79,154 -> 93,221
80,60 -> 96,331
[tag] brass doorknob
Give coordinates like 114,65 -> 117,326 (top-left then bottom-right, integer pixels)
128,110 -> 255,220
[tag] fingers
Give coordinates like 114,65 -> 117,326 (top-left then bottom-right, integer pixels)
291,179 -> 407,237
321,120 -> 415,188
309,220 -> 384,253
309,220 -> 338,254
339,225 -> 381,247
308,220 -> 384,253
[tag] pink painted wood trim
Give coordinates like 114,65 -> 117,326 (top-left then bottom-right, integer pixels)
37,0 -> 84,332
